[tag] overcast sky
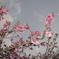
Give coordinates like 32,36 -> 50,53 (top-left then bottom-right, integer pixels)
0,0 -> 59,32
0,0 -> 59,55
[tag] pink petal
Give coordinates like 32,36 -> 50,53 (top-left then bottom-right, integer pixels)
31,40 -> 39,44
45,32 -> 52,37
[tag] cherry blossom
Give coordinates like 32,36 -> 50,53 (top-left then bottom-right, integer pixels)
10,38 -> 14,43
15,25 -> 24,31
40,42 -> 46,46
24,23 -> 30,30
32,31 -> 40,39
0,6 -> 7,16
17,33 -> 21,37
0,17 -> 4,21
31,40 -> 39,44
0,6 -> 58,59
45,32 -> 53,37
45,12 -> 54,24
3,21 -> 10,28
10,25 -> 15,29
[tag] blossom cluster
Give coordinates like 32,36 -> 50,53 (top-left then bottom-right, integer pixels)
0,6 -> 58,59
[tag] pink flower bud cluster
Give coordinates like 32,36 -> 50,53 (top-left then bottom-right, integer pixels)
31,31 -> 40,39
3,21 -> 10,28
0,6 -> 8,21
45,13 -> 54,24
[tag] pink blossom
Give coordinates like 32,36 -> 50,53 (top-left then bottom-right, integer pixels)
24,23 -> 30,30
30,47 -> 33,50
10,25 -> 15,29
17,33 -> 21,37
40,42 -> 46,46
45,12 -> 54,24
0,17 -> 4,21
10,38 -> 14,43
0,6 -> 7,16
0,29 -> 8,37
32,31 -> 40,39
26,40 -> 29,42
48,44 -> 52,47
31,40 -> 39,44
19,39 -> 25,44
28,36 -> 31,39
15,25 -> 24,31
17,25 -> 24,30
15,41 -> 19,45
11,44 -> 15,47
3,21 -> 10,28
45,32 -> 52,37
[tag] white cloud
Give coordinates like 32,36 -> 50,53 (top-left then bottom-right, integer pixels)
14,3 -> 21,14
8,0 -> 22,20
9,0 -> 22,14
34,12 -> 45,22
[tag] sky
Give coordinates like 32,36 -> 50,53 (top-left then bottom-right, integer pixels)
0,0 -> 59,32
0,0 -> 59,56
